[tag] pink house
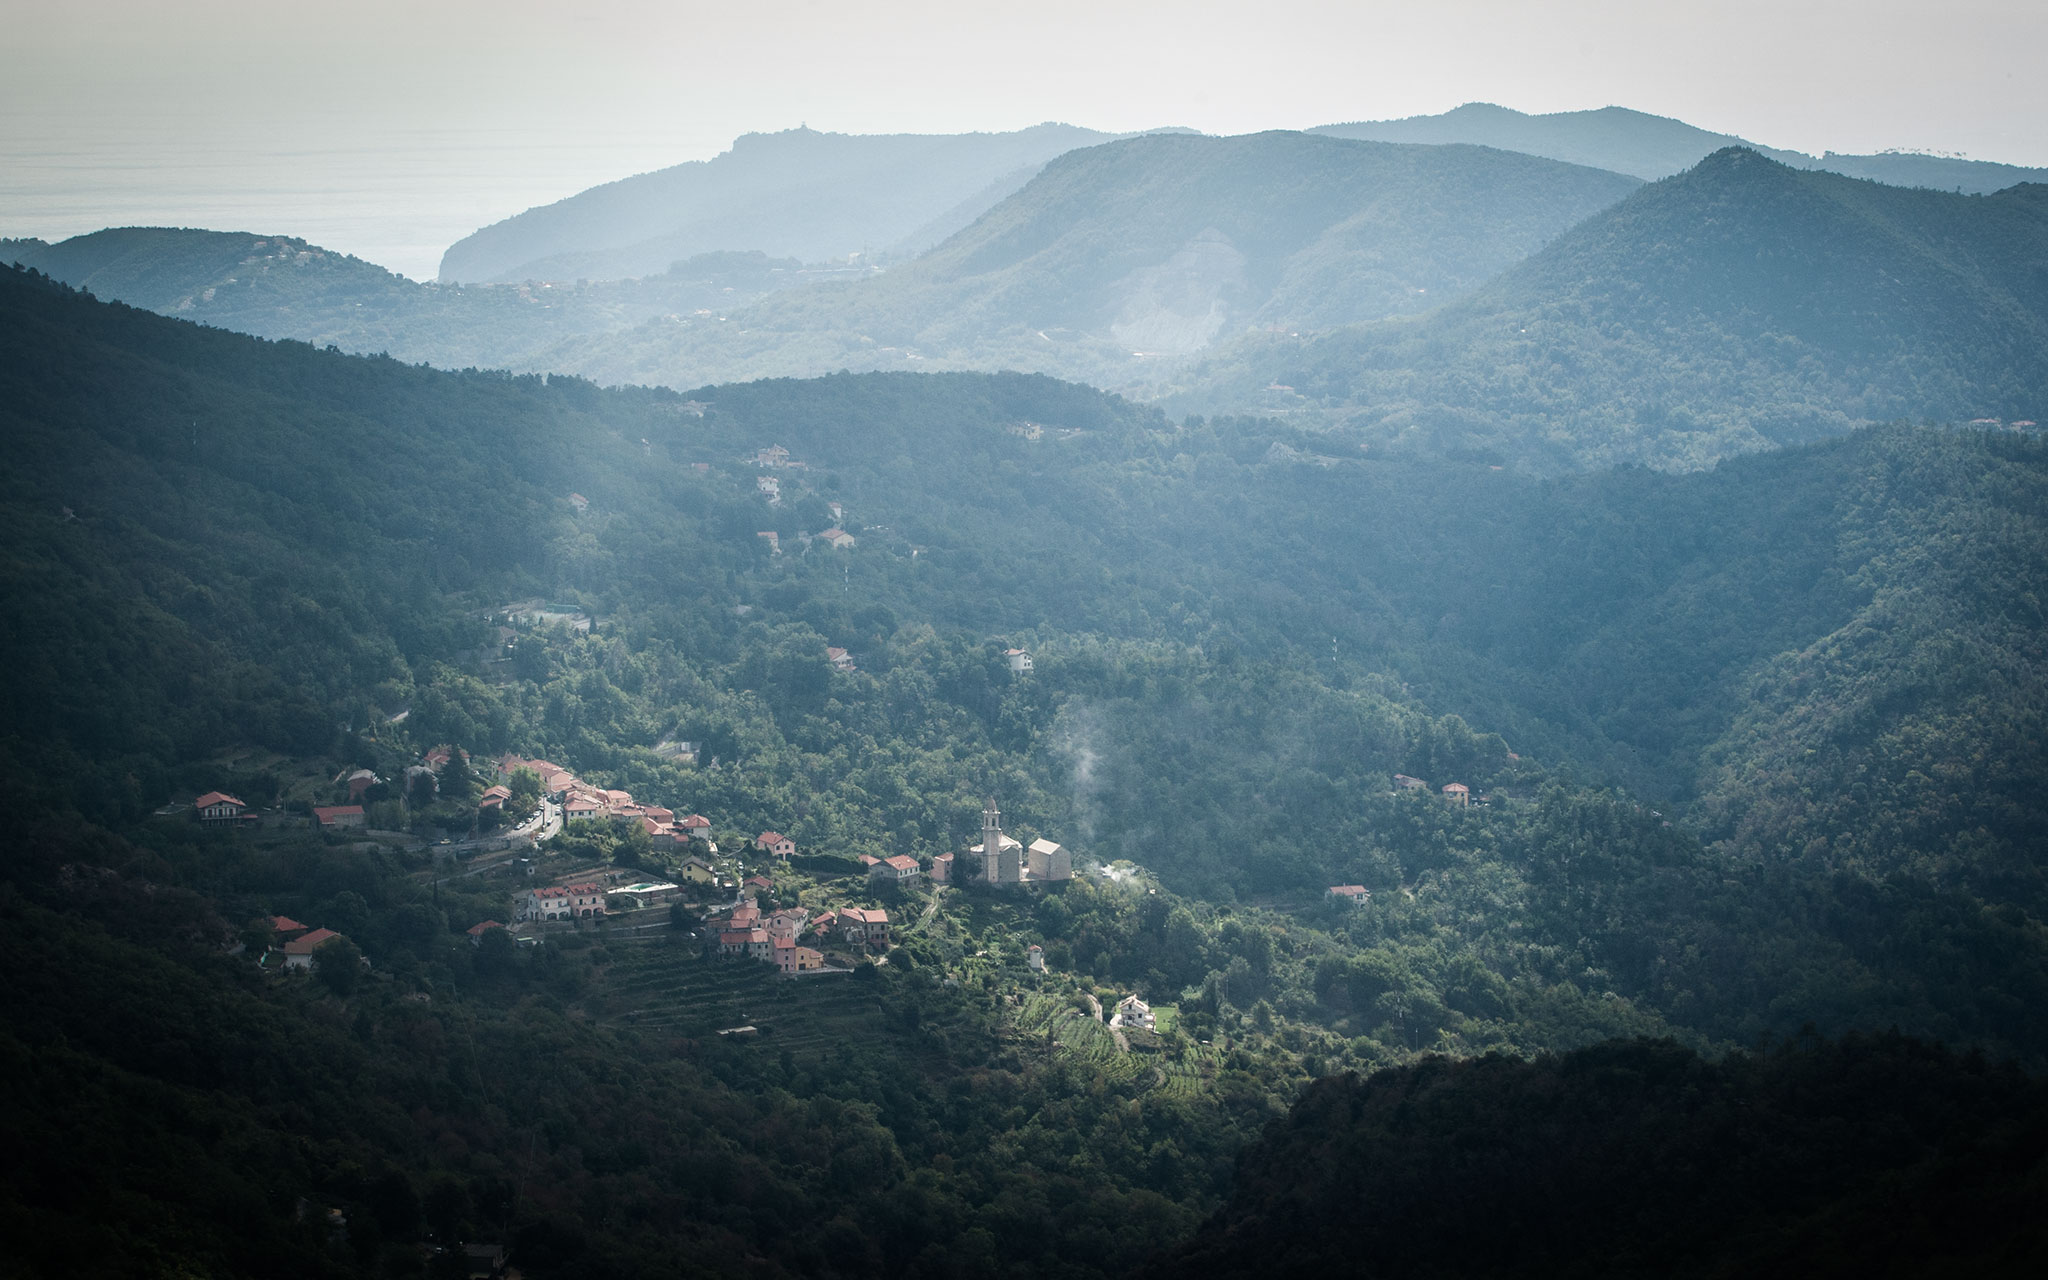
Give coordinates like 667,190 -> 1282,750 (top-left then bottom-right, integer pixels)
756,831 -> 796,859
775,941 -> 824,974
1326,885 -> 1371,906
1442,783 -> 1470,806
313,805 -> 366,829
867,855 -> 921,886
837,907 -> 890,948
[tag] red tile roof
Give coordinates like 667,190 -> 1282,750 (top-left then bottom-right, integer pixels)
467,920 -> 507,936
195,791 -> 244,809
283,927 -> 341,955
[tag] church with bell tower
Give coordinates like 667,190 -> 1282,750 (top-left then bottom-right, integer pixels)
970,796 -> 1067,886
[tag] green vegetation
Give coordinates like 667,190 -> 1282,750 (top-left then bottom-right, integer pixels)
4,265 -> 2047,1274
1157,1034 -> 2048,1278
1179,149 -> 2048,470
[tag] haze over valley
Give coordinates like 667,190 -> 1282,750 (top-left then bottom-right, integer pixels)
5,3 -> 2048,1276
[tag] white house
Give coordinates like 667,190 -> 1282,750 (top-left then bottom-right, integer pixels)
1112,995 -> 1154,1030
195,791 -> 248,822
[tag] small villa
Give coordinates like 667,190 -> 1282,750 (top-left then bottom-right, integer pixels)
282,927 -> 344,970
195,791 -> 249,823
1111,995 -> 1155,1031
1326,885 -> 1371,906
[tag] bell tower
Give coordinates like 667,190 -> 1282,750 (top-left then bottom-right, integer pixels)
982,797 -> 1002,884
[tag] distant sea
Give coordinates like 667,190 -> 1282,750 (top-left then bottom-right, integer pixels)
0,116 -> 722,281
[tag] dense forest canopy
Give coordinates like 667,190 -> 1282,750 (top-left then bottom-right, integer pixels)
4,262 -> 2047,1276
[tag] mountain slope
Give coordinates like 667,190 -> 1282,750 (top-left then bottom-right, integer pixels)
7,260 -> 2048,1075
1155,1036 -> 2048,1279
2,227 -> 818,369
533,130 -> 1640,390
1183,149 -> 2048,471
438,122 -> 1118,283
1313,101 -> 2048,192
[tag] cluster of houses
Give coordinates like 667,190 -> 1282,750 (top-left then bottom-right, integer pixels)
494,753 -> 723,850
194,789 -> 369,831
1393,774 -> 1474,805
257,915 -> 351,971
703,895 -> 890,975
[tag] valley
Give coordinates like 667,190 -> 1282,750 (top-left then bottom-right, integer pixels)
5,68 -> 2048,1279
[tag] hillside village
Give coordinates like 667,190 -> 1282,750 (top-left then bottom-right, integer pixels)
191,749 -> 1464,1017
201,734 -> 1234,1013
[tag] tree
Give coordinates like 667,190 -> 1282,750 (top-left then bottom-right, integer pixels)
313,935 -> 363,995
474,926 -> 516,978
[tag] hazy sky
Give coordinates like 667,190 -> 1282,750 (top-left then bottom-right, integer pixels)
4,0 -> 2044,278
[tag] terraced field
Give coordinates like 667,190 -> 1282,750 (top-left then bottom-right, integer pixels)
1154,1041 -> 1223,1101
592,939 -> 878,1051
1014,991 -> 1146,1086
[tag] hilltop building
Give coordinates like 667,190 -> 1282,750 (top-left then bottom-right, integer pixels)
970,799 -> 1073,886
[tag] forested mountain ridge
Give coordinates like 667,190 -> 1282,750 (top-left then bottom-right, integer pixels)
9,261 -> 2048,1045
528,131 -> 1639,391
7,266 -> 2048,1275
1,227 -> 815,370
1313,100 -> 2048,192
438,123 -> 1121,283
1156,1035 -> 2048,1278
1179,148 -> 2048,471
